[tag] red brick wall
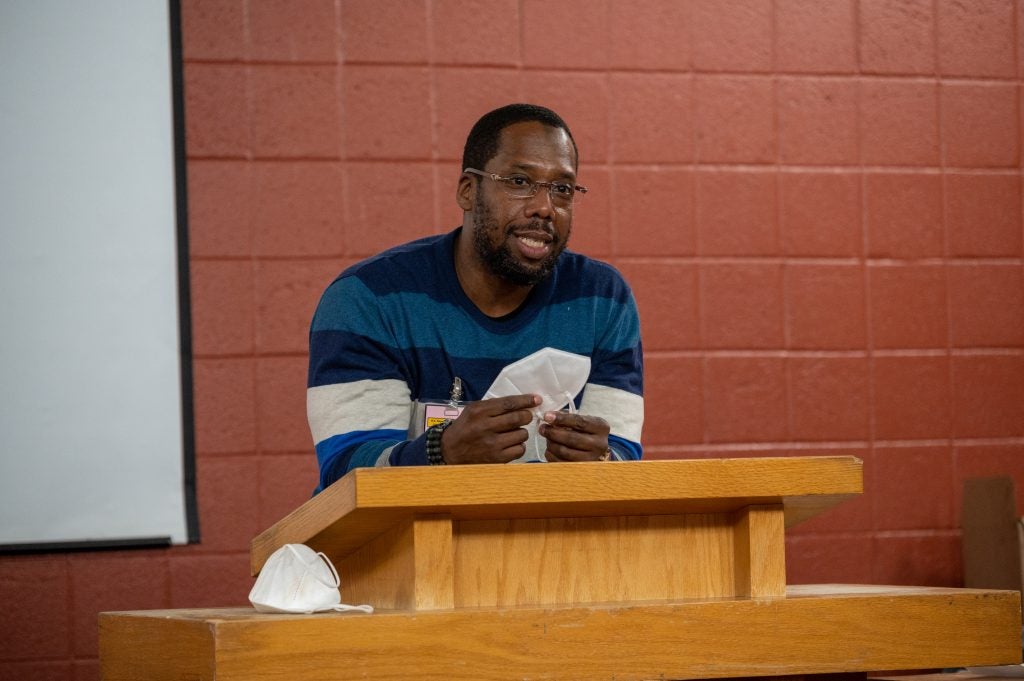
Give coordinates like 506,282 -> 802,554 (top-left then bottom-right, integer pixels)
2,1 -> 1022,678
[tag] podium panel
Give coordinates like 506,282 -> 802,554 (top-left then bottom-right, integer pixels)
341,506 -> 787,610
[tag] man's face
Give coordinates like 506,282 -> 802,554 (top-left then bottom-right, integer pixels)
470,121 -> 577,287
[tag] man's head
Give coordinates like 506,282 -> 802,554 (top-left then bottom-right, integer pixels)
457,104 -> 580,289
462,103 -> 578,173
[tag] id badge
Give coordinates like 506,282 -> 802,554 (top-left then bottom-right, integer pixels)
424,402 -> 464,430
409,401 -> 464,438
409,377 -> 466,438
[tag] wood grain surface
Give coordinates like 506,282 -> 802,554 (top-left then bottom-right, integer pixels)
251,456 -> 863,575
100,584 -> 1022,681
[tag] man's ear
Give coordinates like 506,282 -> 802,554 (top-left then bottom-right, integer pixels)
456,173 -> 475,211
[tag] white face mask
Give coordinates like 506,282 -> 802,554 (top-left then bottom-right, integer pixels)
249,544 -> 374,615
484,347 -> 591,462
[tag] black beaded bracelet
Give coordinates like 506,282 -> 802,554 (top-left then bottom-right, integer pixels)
426,420 -> 452,465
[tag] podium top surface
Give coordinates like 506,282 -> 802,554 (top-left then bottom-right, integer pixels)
252,456 -> 862,574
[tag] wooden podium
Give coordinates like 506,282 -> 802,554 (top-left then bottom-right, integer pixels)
100,457 -> 1023,680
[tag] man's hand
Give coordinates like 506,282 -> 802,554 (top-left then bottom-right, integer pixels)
538,411 -> 612,462
440,394 -> 540,464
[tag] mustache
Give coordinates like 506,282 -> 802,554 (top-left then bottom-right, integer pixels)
506,220 -> 556,239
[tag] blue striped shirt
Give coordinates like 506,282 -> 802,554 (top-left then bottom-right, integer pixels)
308,228 -> 644,492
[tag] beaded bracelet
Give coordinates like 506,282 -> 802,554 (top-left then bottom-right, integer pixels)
426,419 -> 452,465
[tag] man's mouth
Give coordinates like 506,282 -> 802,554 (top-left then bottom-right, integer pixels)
508,222 -> 556,262
513,233 -> 552,260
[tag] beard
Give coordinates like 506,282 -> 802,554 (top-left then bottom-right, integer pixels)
471,192 -> 569,287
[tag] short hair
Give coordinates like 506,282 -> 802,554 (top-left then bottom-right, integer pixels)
461,103 -> 578,172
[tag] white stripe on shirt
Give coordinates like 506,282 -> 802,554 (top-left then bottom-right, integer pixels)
579,382 -> 644,443
307,378 -> 410,445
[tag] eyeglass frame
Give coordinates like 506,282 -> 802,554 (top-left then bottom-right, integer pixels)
463,167 -> 588,205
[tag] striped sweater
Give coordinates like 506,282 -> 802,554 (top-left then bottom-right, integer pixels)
307,228 -> 644,493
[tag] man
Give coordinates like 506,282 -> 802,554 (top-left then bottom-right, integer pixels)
307,103 -> 643,493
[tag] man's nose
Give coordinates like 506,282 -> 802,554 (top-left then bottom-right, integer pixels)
523,186 -> 554,219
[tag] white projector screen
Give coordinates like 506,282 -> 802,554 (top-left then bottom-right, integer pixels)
0,1 -> 197,549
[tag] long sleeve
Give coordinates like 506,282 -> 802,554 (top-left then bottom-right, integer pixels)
580,268 -> 644,461
307,274 -> 423,492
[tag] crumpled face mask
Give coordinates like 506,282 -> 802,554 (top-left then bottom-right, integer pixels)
484,347 -> 591,463
249,543 -> 374,615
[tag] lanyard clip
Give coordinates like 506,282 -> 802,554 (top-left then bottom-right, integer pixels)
448,377 -> 464,408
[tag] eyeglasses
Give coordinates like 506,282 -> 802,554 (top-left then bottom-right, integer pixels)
464,168 -> 587,206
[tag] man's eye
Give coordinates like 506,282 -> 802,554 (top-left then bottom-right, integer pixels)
508,176 -> 531,187
551,183 -> 573,196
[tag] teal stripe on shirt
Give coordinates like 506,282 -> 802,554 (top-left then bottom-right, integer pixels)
312,277 -> 640,358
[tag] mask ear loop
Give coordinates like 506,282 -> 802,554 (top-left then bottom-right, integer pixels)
533,414 -> 543,462
313,548 -> 375,614
314,551 -> 342,589
330,603 -> 375,613
286,544 -> 343,590
316,552 -> 375,613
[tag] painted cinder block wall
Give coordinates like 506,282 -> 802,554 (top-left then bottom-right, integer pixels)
2,0 -> 1023,678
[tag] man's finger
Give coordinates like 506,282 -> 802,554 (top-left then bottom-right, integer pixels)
542,411 -> 606,433
543,439 -> 593,462
479,394 -> 541,414
542,424 -> 589,451
491,408 -> 535,431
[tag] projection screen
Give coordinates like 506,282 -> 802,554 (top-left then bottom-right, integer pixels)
0,0 -> 197,549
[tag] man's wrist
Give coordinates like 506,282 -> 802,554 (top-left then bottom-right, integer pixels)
426,420 -> 453,465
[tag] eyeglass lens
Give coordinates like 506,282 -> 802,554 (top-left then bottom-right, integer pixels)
498,177 -> 577,204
